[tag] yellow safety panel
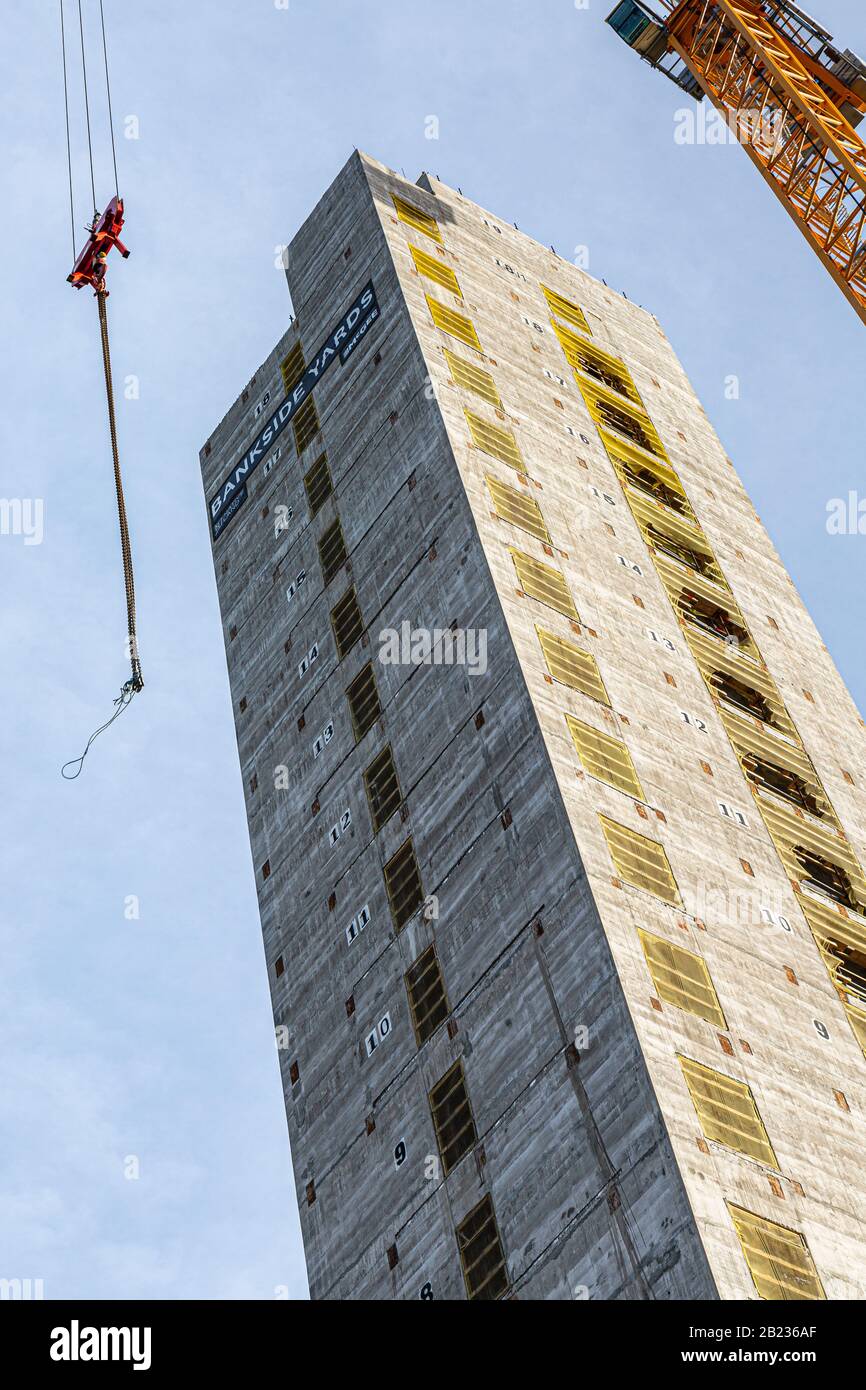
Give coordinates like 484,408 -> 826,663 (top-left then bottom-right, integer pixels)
427,295 -> 482,350
392,193 -> 442,241
679,1056 -> 777,1167
444,349 -> 501,407
410,243 -> 462,296
465,409 -> 523,468
727,1205 -> 825,1301
486,475 -> 549,542
567,715 -> 644,799
542,284 -> 591,334
603,819 -> 681,907
280,341 -> 305,395
536,628 -> 609,704
638,928 -> 725,1026
511,549 -> 578,620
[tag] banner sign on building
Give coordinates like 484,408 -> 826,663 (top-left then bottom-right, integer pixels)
209,281 -> 381,540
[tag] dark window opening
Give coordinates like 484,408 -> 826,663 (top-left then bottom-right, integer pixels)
331,587 -> 364,660
457,1195 -> 509,1301
827,942 -> 866,1007
622,461 -> 689,516
384,838 -> 424,930
293,397 -> 321,455
597,400 -> 658,455
711,670 -> 776,725
577,352 -> 632,399
647,524 -> 723,584
346,662 -> 381,742
429,1060 -> 476,1175
406,945 -> 449,1046
742,754 -> 825,819
680,591 -> 750,649
304,454 -> 333,516
795,847 -> 863,913
319,519 -> 348,585
364,745 -> 402,831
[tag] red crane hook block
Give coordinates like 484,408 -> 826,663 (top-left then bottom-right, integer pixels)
67,195 -> 130,295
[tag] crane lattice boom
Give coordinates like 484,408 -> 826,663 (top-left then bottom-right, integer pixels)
608,0 -> 866,323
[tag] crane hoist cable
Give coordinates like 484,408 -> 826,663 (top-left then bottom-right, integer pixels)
59,0 -> 143,779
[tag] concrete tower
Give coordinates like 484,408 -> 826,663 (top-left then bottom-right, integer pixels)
200,151 -> 866,1301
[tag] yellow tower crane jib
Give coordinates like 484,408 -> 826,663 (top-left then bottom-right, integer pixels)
607,0 -> 866,324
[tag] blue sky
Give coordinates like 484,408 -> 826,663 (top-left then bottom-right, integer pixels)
1,0 -> 863,1300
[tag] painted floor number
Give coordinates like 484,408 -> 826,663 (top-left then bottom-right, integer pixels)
365,1012 -> 392,1057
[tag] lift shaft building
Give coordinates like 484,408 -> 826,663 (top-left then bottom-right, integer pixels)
200,151 -> 866,1300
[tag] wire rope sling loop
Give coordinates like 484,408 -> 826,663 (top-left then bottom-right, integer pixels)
60,0 -> 143,778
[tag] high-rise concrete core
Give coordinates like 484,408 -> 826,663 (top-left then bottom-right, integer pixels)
200,151 -> 866,1301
